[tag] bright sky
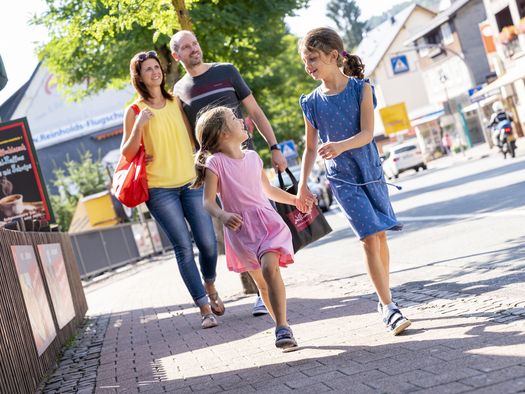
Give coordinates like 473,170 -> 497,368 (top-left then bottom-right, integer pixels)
0,0 -> 407,106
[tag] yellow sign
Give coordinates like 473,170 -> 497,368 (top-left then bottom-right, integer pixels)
379,102 -> 411,135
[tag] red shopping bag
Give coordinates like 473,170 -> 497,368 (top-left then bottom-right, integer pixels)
111,104 -> 149,207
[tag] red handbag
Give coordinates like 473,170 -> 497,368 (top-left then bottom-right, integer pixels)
112,104 -> 149,207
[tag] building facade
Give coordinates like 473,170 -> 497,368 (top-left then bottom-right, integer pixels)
406,0 -> 492,151
475,0 -> 525,136
356,4 -> 444,157
0,64 -> 134,194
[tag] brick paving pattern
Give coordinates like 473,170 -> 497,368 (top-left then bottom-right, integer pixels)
38,248 -> 525,393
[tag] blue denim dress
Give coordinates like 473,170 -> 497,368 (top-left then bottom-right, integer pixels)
300,78 -> 402,240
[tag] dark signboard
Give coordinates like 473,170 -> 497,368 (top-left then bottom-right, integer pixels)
0,118 -> 53,223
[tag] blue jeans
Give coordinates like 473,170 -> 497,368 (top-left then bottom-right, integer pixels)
146,184 -> 217,307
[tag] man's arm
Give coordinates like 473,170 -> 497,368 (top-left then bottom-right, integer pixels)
242,94 -> 287,171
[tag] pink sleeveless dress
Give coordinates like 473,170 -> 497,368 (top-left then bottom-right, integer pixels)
205,150 -> 294,273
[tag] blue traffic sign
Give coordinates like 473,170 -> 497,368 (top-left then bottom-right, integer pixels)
277,140 -> 298,160
390,55 -> 409,75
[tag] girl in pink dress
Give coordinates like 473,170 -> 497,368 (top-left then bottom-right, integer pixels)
192,106 -> 314,350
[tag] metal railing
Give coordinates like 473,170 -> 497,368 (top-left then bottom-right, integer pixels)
70,220 -> 172,279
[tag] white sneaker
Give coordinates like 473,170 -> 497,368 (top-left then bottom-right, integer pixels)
252,295 -> 269,316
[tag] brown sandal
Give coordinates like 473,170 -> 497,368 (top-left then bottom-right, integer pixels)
208,292 -> 225,316
201,314 -> 218,329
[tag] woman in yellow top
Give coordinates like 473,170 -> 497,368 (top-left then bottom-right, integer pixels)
121,51 -> 223,329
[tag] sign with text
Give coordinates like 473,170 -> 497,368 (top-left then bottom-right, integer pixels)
37,243 -> 76,329
379,103 -> 411,135
11,245 -> 57,356
0,118 -> 53,223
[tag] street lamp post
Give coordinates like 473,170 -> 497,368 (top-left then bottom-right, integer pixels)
439,70 -> 466,155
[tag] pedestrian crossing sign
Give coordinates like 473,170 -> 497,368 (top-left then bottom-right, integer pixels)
277,140 -> 298,160
390,55 -> 409,75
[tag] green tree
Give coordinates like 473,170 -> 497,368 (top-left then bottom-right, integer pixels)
326,0 -> 366,50
51,150 -> 108,230
251,34 -> 318,164
33,0 -> 308,100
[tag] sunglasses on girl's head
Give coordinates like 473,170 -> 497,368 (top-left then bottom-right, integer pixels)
137,51 -> 158,62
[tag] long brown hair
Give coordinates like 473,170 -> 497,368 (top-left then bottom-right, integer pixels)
129,51 -> 173,101
299,27 -> 365,79
191,106 -> 231,189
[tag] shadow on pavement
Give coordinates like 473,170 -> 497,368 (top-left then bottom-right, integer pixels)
92,308 -> 525,393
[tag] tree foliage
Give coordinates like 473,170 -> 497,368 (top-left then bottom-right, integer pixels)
33,0 -> 311,162
326,0 -> 366,50
33,0 -> 308,99
50,150 -> 107,230
251,34 -> 318,164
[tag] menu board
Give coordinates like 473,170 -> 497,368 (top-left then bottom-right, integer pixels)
0,118 -> 53,223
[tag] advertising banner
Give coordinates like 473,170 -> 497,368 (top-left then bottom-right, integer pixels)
0,118 -> 53,223
11,245 -> 57,356
37,243 -> 76,329
379,102 -> 411,135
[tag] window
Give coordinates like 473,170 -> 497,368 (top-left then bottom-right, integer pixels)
418,38 -> 429,57
441,23 -> 453,45
394,145 -> 417,154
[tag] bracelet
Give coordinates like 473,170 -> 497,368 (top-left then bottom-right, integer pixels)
270,144 -> 280,151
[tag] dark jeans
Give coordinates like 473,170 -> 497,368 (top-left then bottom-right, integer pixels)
146,184 -> 217,307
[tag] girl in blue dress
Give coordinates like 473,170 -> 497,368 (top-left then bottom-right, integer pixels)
297,28 -> 411,335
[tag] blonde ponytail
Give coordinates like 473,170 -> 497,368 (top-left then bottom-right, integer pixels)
191,148 -> 211,189
189,106 -> 231,189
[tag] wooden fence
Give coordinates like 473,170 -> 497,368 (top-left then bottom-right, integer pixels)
0,229 -> 88,394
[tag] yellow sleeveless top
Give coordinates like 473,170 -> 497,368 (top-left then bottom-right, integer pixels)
136,99 -> 196,188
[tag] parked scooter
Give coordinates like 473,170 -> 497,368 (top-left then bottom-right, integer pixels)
492,119 -> 516,159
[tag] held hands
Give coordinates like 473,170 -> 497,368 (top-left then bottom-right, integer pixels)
318,141 -> 344,160
295,187 -> 317,213
219,211 -> 243,231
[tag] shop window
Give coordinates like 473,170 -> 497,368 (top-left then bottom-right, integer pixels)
441,23 -> 454,45
495,7 -> 513,30
518,0 -> 525,18
418,38 -> 429,57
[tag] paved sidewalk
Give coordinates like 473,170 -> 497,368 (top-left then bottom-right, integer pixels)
37,143 -> 525,394
39,244 -> 525,393
430,137 -> 524,169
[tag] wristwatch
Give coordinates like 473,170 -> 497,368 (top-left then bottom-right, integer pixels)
270,144 -> 280,151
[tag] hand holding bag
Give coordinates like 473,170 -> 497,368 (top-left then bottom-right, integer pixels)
274,168 -> 332,253
112,104 -> 149,207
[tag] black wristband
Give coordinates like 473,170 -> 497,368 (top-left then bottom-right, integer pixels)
270,144 -> 280,151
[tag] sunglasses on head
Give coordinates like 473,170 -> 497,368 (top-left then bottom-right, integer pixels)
137,51 -> 158,62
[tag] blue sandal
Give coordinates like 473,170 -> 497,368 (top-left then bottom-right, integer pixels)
383,308 -> 411,335
275,326 -> 298,350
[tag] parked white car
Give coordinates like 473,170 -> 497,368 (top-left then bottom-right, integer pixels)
381,142 -> 427,179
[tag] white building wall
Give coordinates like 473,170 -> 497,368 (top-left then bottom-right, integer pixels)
369,8 -> 437,133
374,10 -> 435,111
421,56 -> 472,104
